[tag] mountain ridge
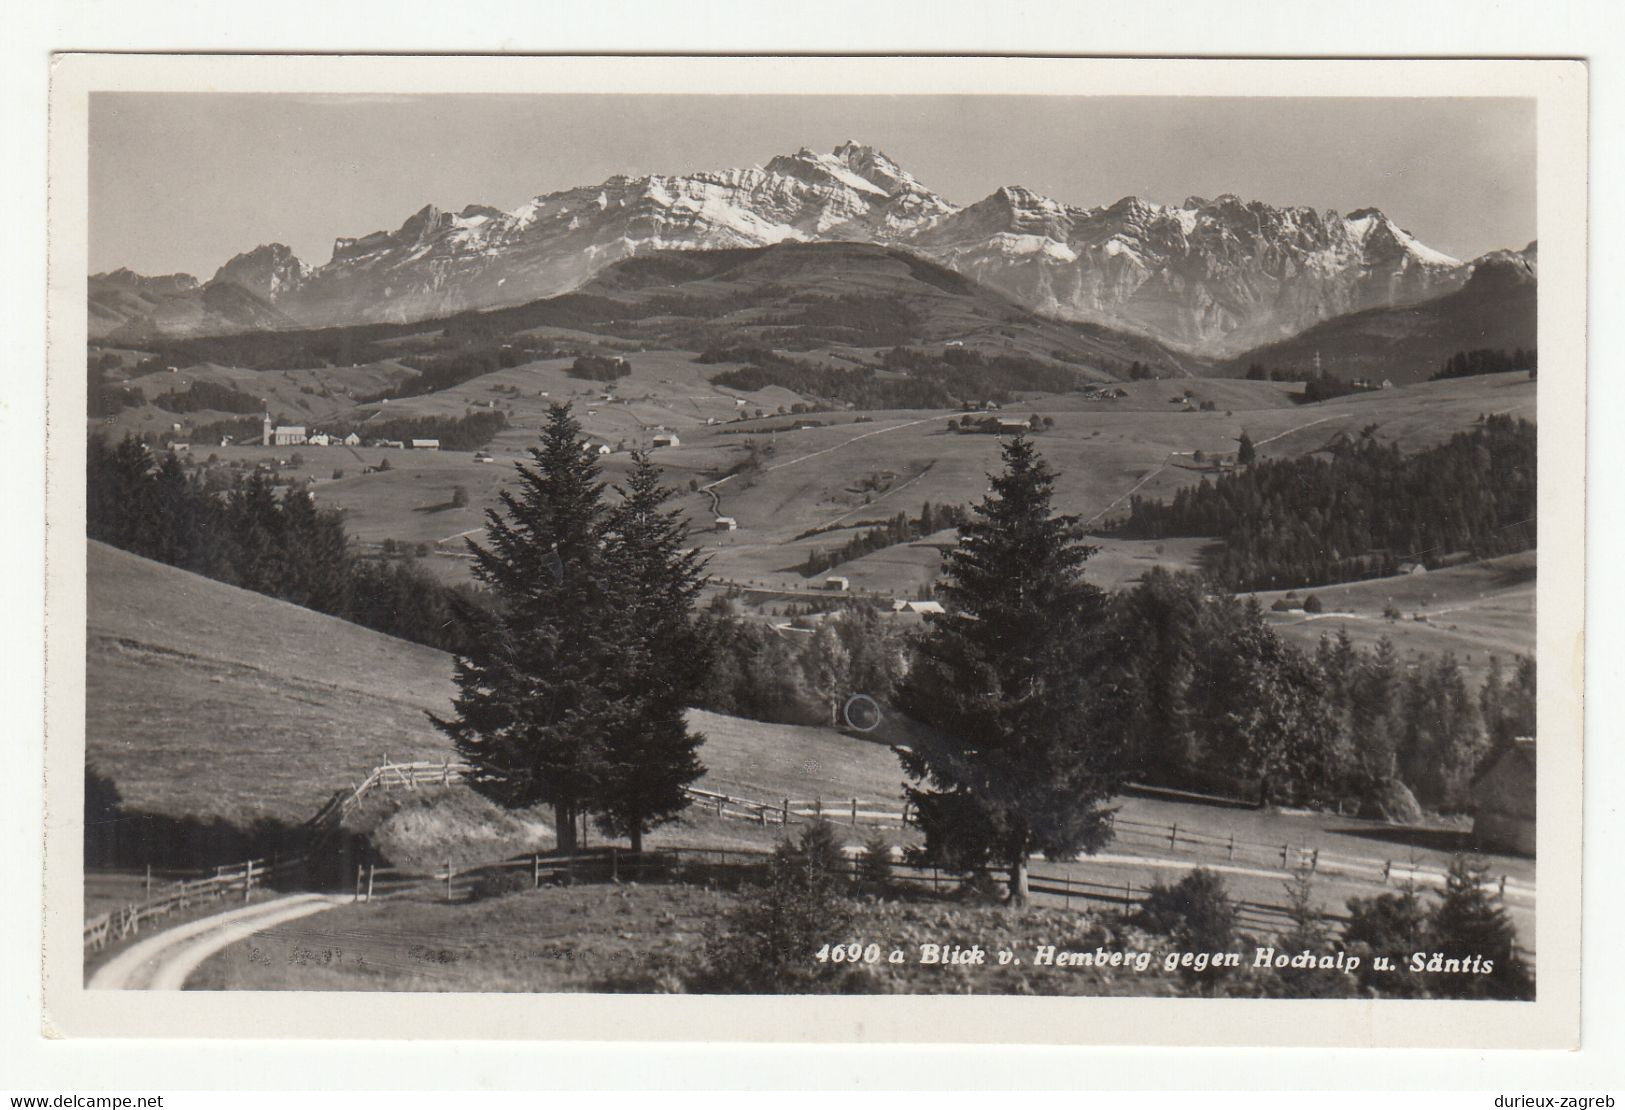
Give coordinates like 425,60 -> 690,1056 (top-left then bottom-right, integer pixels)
91,142 -> 1525,355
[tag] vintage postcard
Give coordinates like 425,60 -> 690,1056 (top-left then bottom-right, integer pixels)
41,54 -> 1586,1046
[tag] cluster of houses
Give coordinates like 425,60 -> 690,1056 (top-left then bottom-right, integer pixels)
247,414 -> 439,451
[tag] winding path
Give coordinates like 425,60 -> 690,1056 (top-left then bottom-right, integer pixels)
89,893 -> 347,990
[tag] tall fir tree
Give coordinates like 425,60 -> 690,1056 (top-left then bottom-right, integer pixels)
594,452 -> 710,853
432,404 -> 620,852
895,434 -> 1127,904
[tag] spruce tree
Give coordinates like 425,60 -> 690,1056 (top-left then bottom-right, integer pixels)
895,434 -> 1126,904
1425,855 -> 1534,999
432,404 -> 619,852
594,452 -> 709,854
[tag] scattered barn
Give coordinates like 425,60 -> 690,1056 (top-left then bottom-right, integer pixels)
824,576 -> 850,592
715,517 -> 738,532
1472,737 -> 1535,856
652,433 -> 680,448
410,439 -> 441,451
342,433 -> 362,447
1397,562 -> 1428,576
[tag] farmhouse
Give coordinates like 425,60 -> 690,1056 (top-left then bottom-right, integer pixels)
306,433 -> 331,446
715,517 -> 738,532
1396,562 -> 1428,576
273,426 -> 308,446
824,576 -> 850,592
410,439 -> 441,451
906,600 -> 946,615
1472,737 -> 1535,856
652,433 -> 680,448
582,442 -> 612,456
995,418 -> 1030,435
342,433 -> 362,447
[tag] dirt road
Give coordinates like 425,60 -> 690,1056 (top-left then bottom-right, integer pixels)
88,893 -> 346,990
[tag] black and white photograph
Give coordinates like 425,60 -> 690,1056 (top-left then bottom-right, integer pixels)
39,54 -> 1587,1048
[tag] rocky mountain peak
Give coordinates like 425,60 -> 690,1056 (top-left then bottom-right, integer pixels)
95,142 -> 1504,356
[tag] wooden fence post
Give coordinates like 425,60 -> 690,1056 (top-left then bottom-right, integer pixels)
446,859 -> 453,902
145,864 -> 152,901
1383,860 -> 1393,885
1169,822 -> 1178,850
533,854 -> 541,889
932,866 -> 939,894
1064,873 -> 1072,910
815,795 -> 822,820
244,859 -> 254,903
1280,844 -> 1289,869
1310,849 -> 1320,874
1124,880 -> 1133,912
851,797 -> 859,826
354,865 -> 363,904
611,847 -> 619,883
782,797 -> 790,825
1227,835 -> 1235,861
366,864 -> 375,904
1499,874 -> 1508,897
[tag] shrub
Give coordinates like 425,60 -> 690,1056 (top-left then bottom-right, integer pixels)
692,830 -> 856,993
1135,868 -> 1238,954
1257,868 -> 1358,998
331,469 -> 345,480
469,868 -> 532,902
958,870 -> 1006,905
857,832 -> 894,895
790,820 -> 848,882
451,485 -> 470,508
1343,886 -> 1429,996
1303,594 -> 1324,613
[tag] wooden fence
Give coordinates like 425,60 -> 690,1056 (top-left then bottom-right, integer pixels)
83,855 -> 307,951
335,840 -> 1357,946
1107,814 -> 1532,902
84,754 -> 1532,953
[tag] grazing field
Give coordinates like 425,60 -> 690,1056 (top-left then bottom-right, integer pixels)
86,541 -> 456,824
99,344 -> 1533,616
1248,551 -> 1536,683
85,543 -> 906,830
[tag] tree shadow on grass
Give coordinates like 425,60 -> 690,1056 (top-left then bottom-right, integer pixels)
85,766 -> 372,893
1327,823 -> 1477,855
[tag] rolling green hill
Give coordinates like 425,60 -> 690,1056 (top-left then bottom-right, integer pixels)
85,540 -> 908,828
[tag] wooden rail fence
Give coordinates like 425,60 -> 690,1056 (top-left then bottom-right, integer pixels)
85,754 -> 1533,953
83,855 -> 307,952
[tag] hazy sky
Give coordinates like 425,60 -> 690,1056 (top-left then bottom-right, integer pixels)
90,94 -> 1535,279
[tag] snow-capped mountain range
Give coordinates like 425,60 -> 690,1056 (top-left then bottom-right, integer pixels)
91,142 -> 1518,356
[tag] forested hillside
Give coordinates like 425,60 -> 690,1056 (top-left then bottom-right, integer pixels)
1115,416 -> 1536,590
